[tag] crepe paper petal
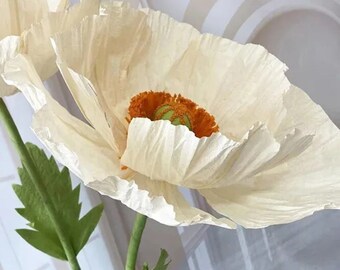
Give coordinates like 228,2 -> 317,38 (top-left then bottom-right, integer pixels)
251,128 -> 314,174
141,8 -> 290,141
2,54 -> 53,110
4,3 -> 340,229
3,53 -> 121,171
1,0 -> 49,38
39,105 -> 234,229
20,0 -> 100,82
36,103 -> 234,228
223,125 -> 313,184
88,174 -> 236,228
51,7 -> 149,126
51,6 -> 144,154
3,53 -> 124,169
54,63 -> 127,155
47,0 -> 69,12
121,118 -> 313,189
2,53 -> 122,175
0,0 -> 68,39
121,117 -> 236,188
99,0 -> 131,14
50,6 -> 201,128
199,85 -> 340,228
0,0 -> 69,39
0,0 -> 99,98
51,5 -> 290,141
32,106 -> 127,182
0,36 -> 20,97
0,0 -> 69,38
3,53 -> 235,228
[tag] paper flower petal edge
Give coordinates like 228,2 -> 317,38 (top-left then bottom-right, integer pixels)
121,118 -> 313,189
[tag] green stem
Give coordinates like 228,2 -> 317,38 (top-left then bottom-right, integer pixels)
0,98 -> 81,270
125,213 -> 148,270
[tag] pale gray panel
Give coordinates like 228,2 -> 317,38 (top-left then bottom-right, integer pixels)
252,9 -> 340,126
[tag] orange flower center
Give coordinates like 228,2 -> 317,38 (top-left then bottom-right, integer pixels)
128,91 -> 219,138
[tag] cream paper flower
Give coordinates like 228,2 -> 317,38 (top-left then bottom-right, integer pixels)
3,4 -> 340,229
0,0 -> 100,97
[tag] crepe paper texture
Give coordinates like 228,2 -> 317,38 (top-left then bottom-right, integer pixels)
0,0 -> 100,97
2,2 -> 340,229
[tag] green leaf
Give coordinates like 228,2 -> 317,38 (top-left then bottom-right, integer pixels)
153,249 -> 171,270
143,263 -> 150,270
16,229 -> 66,260
14,143 -> 104,259
72,204 -> 104,253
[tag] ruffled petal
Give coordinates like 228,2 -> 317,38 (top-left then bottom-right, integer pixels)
36,106 -> 233,228
54,63 -> 127,155
0,0 -> 98,97
121,118 -> 312,189
199,85 -> 340,228
3,53 -> 124,170
88,174 -> 235,228
2,53 -> 125,178
5,3 -> 339,229
0,0 -> 69,39
51,4 -> 290,140
3,53 -> 119,171
142,8 -> 290,140
35,104 -> 234,228
0,0 -> 49,38
47,0 -> 69,12
0,0 -> 68,38
2,53 -> 59,110
33,105 -> 125,181
99,0 -> 131,13
0,36 -> 20,97
20,0 -> 100,81
51,6 -> 201,126
2,54 -> 234,229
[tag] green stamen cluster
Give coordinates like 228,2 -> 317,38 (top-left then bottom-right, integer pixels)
154,104 -> 192,130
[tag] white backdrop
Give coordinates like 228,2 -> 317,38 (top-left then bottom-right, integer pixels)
1,0 -> 340,269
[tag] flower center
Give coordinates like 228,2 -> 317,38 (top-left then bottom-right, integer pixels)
154,103 -> 192,130
128,91 -> 219,138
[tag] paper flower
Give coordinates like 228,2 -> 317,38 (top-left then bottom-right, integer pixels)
0,0 -> 99,97
3,4 -> 340,229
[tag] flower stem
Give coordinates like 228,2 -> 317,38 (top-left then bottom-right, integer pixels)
125,213 -> 148,270
0,98 -> 80,270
